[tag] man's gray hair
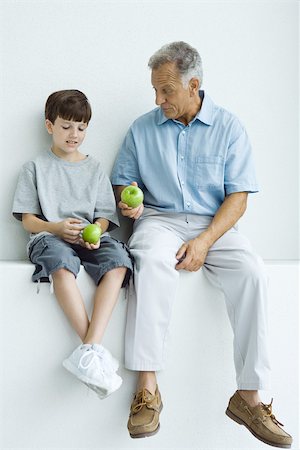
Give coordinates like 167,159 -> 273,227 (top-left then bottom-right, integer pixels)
148,41 -> 203,88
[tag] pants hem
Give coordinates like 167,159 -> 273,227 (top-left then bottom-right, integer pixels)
237,381 -> 270,390
125,361 -> 164,372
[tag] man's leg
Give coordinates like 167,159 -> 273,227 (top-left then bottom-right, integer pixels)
126,214 -> 184,372
202,228 -> 270,391
201,227 -> 292,448
126,210 -> 184,438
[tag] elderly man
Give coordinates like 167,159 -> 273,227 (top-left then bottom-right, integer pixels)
111,41 -> 292,448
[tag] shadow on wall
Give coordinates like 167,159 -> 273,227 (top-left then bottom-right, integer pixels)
110,213 -> 133,244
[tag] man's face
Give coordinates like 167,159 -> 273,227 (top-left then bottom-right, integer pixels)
151,62 -> 193,123
45,116 -> 88,158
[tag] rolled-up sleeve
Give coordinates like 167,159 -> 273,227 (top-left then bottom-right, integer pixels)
12,162 -> 42,221
111,128 -> 145,189
95,170 -> 119,231
224,124 -> 259,195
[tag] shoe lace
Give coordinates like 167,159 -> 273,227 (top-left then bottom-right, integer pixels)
132,389 -> 152,414
261,399 -> 284,427
78,348 -> 111,375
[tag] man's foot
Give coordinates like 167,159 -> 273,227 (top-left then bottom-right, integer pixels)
238,389 -> 261,407
226,391 -> 293,448
127,386 -> 163,438
63,344 -> 122,398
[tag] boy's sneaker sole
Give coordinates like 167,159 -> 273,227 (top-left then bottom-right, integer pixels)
84,379 -> 122,400
63,358 -> 103,386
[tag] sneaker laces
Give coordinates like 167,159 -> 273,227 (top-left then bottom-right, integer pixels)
92,344 -> 116,373
131,389 -> 153,414
261,399 -> 284,427
78,347 -> 112,375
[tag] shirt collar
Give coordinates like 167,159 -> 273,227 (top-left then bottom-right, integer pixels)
157,90 -> 214,126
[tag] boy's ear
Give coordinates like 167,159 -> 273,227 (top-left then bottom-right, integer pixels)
45,119 -> 53,134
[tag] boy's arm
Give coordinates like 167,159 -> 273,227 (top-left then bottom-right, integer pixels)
22,213 -> 84,244
94,218 -> 109,234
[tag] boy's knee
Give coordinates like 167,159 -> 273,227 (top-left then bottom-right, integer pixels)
52,267 -> 75,280
104,266 -> 127,280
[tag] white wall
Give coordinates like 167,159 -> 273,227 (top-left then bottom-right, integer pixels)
0,0 -> 299,261
0,262 -> 299,449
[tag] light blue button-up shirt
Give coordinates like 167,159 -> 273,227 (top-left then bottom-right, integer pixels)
111,91 -> 259,216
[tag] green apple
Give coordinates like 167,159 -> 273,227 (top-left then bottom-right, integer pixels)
82,224 -> 102,244
121,185 -> 144,208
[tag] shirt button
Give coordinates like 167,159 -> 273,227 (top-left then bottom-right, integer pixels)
182,181 -> 185,186
187,202 -> 191,207
182,131 -> 186,135
181,155 -> 184,160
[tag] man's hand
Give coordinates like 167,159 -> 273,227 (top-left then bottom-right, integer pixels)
118,182 -> 144,220
175,192 -> 248,271
54,218 -> 85,244
175,234 -> 210,272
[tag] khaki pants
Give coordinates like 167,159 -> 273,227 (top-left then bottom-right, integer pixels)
125,208 -> 270,390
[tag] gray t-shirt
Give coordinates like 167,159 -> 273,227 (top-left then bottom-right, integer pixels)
12,149 -> 119,252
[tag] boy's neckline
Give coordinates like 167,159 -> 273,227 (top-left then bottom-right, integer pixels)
49,148 -> 88,163
47,148 -> 90,165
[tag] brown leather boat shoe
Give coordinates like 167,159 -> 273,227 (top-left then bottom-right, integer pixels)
127,386 -> 163,438
226,391 -> 293,448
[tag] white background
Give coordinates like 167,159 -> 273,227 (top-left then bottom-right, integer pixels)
0,2 -> 299,449
0,0 -> 299,261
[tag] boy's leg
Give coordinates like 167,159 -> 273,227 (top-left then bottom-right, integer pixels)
67,237 -> 133,398
79,236 -> 133,345
61,267 -> 126,397
52,268 -> 89,342
29,235 -> 87,339
29,235 -> 124,396
84,267 -> 127,344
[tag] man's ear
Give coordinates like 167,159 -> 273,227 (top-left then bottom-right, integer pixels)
189,78 -> 200,95
45,119 -> 53,134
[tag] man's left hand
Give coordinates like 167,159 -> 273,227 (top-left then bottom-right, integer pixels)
175,235 -> 210,271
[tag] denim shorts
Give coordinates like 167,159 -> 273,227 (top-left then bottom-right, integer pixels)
28,234 -> 133,287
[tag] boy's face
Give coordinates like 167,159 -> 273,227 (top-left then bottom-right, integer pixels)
45,116 -> 88,159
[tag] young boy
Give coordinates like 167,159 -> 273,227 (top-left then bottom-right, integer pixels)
12,89 -> 133,399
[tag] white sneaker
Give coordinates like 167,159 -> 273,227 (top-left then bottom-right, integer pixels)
91,344 -> 119,373
63,344 -> 122,398
83,344 -> 121,400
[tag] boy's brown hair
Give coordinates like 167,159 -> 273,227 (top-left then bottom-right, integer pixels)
45,90 -> 92,124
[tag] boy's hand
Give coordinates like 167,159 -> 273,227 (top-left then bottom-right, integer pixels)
78,237 -> 101,250
54,218 -> 85,244
118,182 -> 144,220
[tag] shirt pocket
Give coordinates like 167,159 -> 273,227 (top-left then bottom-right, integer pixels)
193,156 -> 224,190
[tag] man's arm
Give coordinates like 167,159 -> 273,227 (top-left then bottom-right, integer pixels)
176,192 -> 248,271
114,182 -> 144,220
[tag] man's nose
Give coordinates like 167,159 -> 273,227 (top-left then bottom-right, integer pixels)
155,92 -> 166,106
